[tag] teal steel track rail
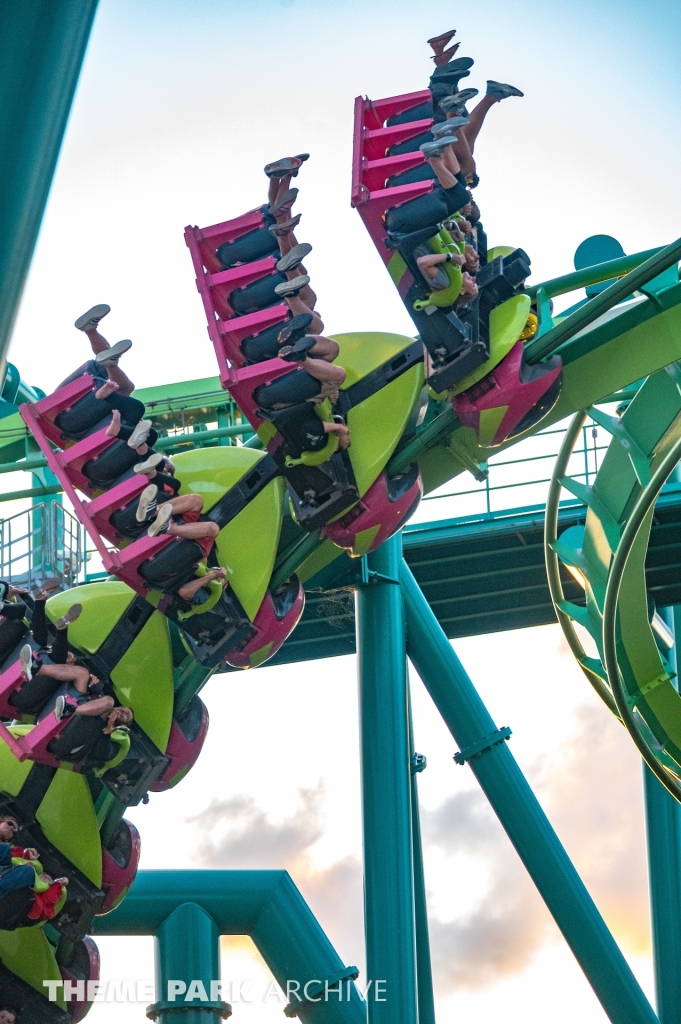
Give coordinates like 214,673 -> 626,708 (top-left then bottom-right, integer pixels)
524,236 -> 681,363
525,246 -> 664,301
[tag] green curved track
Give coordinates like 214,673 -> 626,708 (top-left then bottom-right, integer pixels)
546,363 -> 681,800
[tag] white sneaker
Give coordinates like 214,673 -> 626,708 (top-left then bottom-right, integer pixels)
420,137 -> 458,157
274,275 -> 310,298
75,304 -> 110,331
136,484 -> 159,523
54,695 -> 66,720
276,243 -> 312,274
127,419 -> 152,449
19,644 -> 32,680
148,503 -> 173,537
134,452 -> 163,474
432,115 -> 469,137
95,339 -> 132,364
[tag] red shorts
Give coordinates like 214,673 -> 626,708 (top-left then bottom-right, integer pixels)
180,508 -> 215,559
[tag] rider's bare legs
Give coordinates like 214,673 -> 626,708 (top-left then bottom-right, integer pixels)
84,328 -> 135,395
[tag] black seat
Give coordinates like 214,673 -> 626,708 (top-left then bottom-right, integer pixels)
386,100 -> 433,126
55,391 -> 110,439
83,439 -> 139,487
217,225 -> 280,269
241,319 -> 289,363
138,538 -> 204,592
229,271 -> 288,316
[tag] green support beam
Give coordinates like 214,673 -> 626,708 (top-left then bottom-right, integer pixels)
644,605 -> 681,1024
148,902 -> 230,1024
408,694 -> 436,1024
0,0 -> 99,370
401,561 -> 659,1024
525,236 -> 681,363
93,870 -> 366,1024
525,246 -> 664,301
356,536 -> 418,1024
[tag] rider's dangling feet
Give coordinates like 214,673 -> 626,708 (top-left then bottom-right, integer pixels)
74,304 -> 110,332
95,339 -> 132,365
269,214 -> 301,237
427,29 -> 456,54
277,242 -> 312,274
432,42 -> 460,67
486,80 -> 524,100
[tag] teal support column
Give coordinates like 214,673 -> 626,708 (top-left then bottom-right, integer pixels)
356,534 -> 418,1024
147,902 -> 231,1024
94,870 -> 366,1024
644,605 -> 681,1024
408,694 -> 437,1024
0,0 -> 99,369
401,562 -> 659,1024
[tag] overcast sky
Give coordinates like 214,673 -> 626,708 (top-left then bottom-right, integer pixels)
8,0 -> 681,1020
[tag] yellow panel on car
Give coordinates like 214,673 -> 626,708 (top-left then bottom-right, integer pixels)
0,738 -> 33,796
332,331 -> 420,389
0,929 -> 65,1008
347,365 -> 424,497
46,581 -> 136,655
216,477 -> 285,621
36,770 -> 102,887
111,610 -> 173,752
173,446 -> 270,513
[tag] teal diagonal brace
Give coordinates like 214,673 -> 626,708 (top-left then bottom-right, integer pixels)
588,408 -> 651,487
401,561 -> 660,1024
557,599 -> 594,633
559,476 -> 621,552
551,537 -> 590,577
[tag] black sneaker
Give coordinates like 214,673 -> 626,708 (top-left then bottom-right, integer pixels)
277,313 -> 314,347
55,604 -> 82,630
431,56 -> 474,78
486,80 -> 524,100
279,336 -> 317,363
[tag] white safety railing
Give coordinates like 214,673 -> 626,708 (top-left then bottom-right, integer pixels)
0,502 -> 84,589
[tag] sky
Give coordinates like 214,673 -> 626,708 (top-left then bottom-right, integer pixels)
5,0 -> 681,1020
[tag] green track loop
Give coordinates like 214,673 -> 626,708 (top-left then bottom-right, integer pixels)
546,366 -> 681,802
544,411 -> 620,716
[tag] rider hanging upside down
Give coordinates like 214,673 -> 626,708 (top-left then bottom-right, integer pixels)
143,493 -> 226,603
0,817 -> 68,932
55,305 -> 160,474
266,155 -> 326,332
415,241 -> 479,290
43,684 -> 133,767
427,35 -> 523,182
254,336 -> 351,455
0,582 -> 31,667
